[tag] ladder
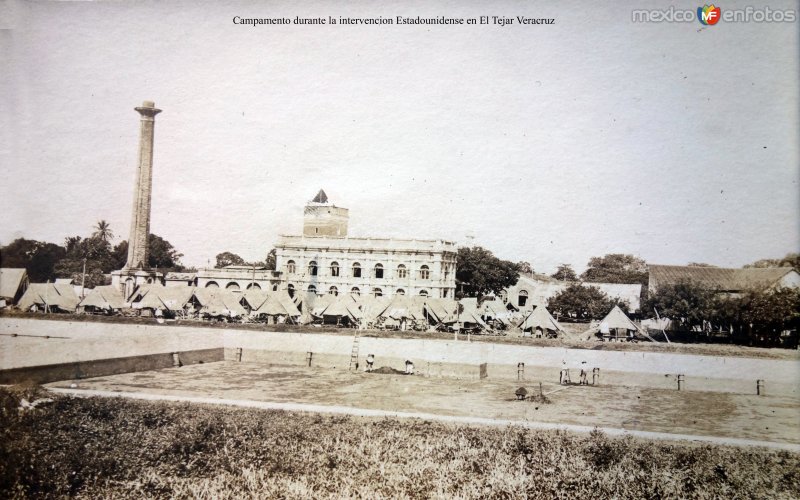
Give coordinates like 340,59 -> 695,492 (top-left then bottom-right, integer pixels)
349,336 -> 360,371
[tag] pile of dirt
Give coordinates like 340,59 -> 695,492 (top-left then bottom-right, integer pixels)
369,366 -> 407,375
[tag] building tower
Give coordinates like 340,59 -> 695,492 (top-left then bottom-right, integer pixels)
111,101 -> 164,297
303,189 -> 349,237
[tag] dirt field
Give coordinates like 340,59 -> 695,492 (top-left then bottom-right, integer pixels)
47,361 -> 800,445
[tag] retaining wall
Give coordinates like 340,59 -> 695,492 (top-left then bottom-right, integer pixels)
2,319 -> 799,395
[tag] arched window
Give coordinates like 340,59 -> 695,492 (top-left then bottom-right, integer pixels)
350,287 -> 360,296
146,278 -> 153,284
518,290 -> 529,307
287,260 -> 296,274
420,265 -> 430,280
272,284 -> 278,291
329,286 -> 338,296
287,284 -> 295,298
247,283 -> 261,290
205,281 -> 219,288
372,287 -> 383,297
226,282 -> 240,291
374,263 -> 384,279
308,261 -> 318,276
396,289 -> 405,295
352,262 -> 362,278
419,289 -> 429,297
397,264 -> 407,279
308,285 -> 317,294
330,261 -> 340,277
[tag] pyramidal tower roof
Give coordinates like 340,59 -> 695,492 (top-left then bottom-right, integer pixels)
311,189 -> 328,204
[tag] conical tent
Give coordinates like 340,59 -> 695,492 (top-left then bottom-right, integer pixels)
517,305 -> 564,333
600,305 -> 639,332
79,286 -> 126,311
241,289 -> 269,311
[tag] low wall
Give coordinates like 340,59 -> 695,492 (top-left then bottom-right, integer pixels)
0,349 -> 224,384
1,319 -> 799,395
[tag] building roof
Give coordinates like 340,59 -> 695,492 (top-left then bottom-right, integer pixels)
165,272 -> 197,281
0,268 -> 28,300
312,189 -> 328,203
648,265 -> 797,292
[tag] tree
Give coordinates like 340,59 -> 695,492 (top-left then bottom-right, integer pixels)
455,246 -> 520,299
264,248 -> 276,270
92,220 -> 114,243
745,253 -> 800,271
146,234 -> 184,269
547,283 -> 628,320
111,234 -> 185,271
517,261 -> 533,275
551,264 -> 578,282
581,254 -> 648,285
54,232 -> 116,287
0,238 -> 66,282
641,280 -> 718,331
215,252 -> 246,268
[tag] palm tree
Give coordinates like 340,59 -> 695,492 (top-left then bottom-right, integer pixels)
93,220 -> 114,243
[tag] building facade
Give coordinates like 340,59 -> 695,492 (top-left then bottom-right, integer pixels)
275,191 -> 457,298
503,274 -> 643,312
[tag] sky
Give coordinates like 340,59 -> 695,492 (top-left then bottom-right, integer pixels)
1,0 -> 798,273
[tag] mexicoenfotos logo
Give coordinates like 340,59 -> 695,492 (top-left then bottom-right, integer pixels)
632,5 -> 797,23
698,4 -> 721,25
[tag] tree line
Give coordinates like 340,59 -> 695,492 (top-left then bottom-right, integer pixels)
0,221 -> 186,288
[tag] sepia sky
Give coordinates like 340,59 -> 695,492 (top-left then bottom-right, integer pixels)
2,0 -> 798,273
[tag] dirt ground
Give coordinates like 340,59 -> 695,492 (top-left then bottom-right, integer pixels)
48,361 -> 800,445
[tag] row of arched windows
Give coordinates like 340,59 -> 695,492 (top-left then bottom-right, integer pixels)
300,284 -> 429,298
204,281 -> 277,291
286,260 -> 431,279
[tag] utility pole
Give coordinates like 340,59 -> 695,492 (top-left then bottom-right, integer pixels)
81,258 -> 87,298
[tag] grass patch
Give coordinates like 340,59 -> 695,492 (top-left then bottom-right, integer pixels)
1,388 -> 799,499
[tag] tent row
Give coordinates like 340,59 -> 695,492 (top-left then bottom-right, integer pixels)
14,281 -> 644,341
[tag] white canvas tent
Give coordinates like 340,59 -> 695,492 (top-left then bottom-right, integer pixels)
517,305 -> 564,338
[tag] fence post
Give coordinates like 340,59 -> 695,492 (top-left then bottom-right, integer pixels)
517,362 -> 524,381
677,374 -> 685,390
757,379 -> 765,396
306,352 -> 313,367
236,347 -> 243,362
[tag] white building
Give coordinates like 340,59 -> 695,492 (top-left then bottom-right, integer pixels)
274,190 -> 457,299
503,274 -> 643,312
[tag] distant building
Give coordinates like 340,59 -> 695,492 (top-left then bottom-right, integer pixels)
193,266 -> 281,292
647,265 -> 800,295
274,190 -> 457,299
502,274 -> 643,312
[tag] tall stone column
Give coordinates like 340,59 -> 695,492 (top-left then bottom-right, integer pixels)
125,101 -> 161,269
